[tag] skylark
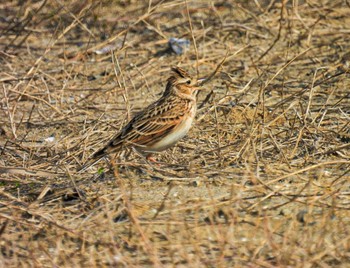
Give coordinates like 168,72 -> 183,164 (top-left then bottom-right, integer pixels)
83,66 -> 203,169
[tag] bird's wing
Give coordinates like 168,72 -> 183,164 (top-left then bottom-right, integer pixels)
93,97 -> 186,157
120,98 -> 186,146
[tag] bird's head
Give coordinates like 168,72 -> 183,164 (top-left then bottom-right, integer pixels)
164,67 -> 204,96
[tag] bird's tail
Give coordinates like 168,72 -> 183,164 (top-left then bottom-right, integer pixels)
77,150 -> 108,172
77,142 -> 123,172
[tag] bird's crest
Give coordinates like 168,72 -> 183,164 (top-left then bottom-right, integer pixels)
171,66 -> 191,79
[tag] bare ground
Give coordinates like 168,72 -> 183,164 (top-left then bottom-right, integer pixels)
0,0 -> 349,267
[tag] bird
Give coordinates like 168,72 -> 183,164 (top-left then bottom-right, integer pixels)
80,66 -> 204,170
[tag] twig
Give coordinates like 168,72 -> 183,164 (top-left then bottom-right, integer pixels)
110,158 -> 161,267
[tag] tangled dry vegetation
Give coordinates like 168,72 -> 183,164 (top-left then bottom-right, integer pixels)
1,0 -> 349,267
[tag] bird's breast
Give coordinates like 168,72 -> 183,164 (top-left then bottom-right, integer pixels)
146,116 -> 194,152
143,102 -> 196,153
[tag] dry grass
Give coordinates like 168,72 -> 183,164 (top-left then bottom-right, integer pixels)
1,0 -> 350,267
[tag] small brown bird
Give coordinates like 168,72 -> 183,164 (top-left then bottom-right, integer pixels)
82,66 -> 204,170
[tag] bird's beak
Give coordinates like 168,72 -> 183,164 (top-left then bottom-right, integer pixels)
195,77 -> 206,88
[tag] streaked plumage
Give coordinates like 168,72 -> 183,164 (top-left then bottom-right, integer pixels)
83,66 -> 203,169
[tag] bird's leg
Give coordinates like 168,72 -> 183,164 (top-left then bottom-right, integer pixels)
131,147 -> 157,169
146,154 -> 158,163
145,154 -> 163,169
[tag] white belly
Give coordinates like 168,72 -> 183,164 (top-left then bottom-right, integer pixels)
145,115 -> 194,152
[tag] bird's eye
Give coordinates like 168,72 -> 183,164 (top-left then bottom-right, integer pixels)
186,80 -> 191,85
